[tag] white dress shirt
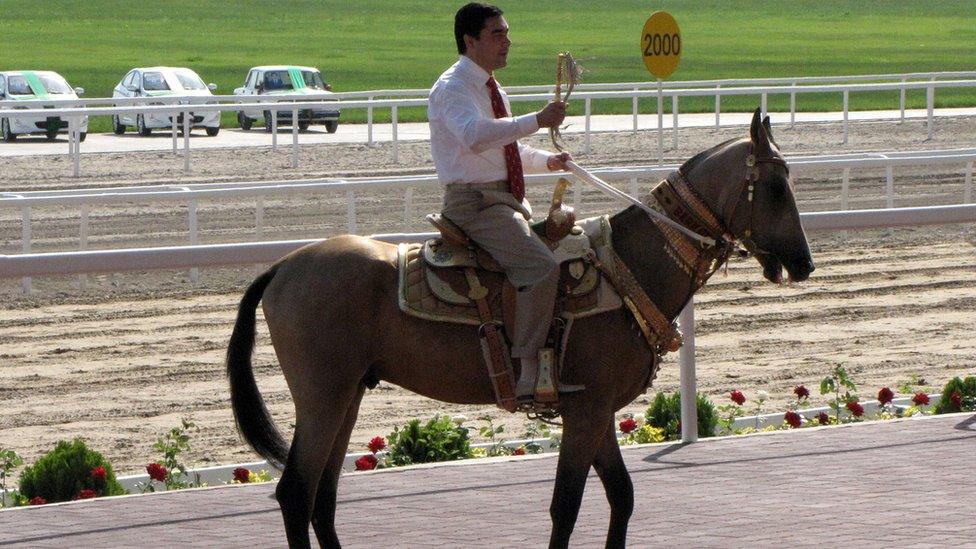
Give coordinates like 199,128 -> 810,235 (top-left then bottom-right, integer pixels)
428,56 -> 553,185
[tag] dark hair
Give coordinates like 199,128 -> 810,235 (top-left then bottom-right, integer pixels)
454,3 -> 503,54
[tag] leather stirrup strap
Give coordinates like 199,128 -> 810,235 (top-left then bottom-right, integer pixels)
464,268 -> 517,411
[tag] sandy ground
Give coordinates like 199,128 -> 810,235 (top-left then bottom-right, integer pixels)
1,117 -> 974,476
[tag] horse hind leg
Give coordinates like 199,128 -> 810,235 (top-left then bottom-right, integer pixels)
275,380 -> 363,549
310,382 -> 366,548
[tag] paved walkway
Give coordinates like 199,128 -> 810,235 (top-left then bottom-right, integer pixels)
2,413 -> 974,548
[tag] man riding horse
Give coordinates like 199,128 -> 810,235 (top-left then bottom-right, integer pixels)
428,3 -> 574,406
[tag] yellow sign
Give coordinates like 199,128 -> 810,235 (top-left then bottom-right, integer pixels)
641,11 -> 681,79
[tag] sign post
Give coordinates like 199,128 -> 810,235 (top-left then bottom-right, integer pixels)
641,11 -> 681,164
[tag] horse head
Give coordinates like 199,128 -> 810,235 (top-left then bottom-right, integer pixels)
682,108 -> 815,283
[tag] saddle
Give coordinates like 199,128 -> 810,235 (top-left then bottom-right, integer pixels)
397,179 -> 623,413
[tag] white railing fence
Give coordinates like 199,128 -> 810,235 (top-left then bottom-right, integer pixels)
3,74 -> 975,175
3,149 -> 974,293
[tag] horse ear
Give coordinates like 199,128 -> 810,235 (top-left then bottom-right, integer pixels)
762,115 -> 779,149
750,107 -> 771,152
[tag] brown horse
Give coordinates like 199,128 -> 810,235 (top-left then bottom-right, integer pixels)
226,109 -> 814,548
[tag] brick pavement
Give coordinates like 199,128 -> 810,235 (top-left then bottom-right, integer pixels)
2,413 -> 974,548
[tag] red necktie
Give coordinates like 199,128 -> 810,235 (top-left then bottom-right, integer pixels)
485,76 -> 525,201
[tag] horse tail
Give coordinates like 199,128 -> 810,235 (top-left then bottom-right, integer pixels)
226,264 -> 289,470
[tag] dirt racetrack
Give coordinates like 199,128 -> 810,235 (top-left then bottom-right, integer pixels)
1,116 -> 974,476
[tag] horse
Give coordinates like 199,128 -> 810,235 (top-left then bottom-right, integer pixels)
226,108 -> 815,548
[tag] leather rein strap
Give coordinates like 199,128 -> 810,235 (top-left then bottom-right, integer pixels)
588,147 -> 788,359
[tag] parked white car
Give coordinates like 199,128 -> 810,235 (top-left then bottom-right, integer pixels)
111,67 -> 220,136
0,70 -> 87,142
234,66 -> 340,133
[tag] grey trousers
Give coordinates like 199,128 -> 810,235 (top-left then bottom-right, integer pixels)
442,181 -> 559,358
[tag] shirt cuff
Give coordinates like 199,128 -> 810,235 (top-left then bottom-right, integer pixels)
513,112 -> 540,137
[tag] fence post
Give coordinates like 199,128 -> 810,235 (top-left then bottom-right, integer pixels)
255,196 -> 264,240
72,116 -> 81,177
900,76 -> 907,123
843,90 -> 849,145
886,166 -> 894,208
841,168 -> 850,210
403,186 -> 413,225
672,95 -> 679,151
21,206 -> 31,294
79,204 -> 89,289
629,176 -> 639,198
790,81 -> 796,128
183,110 -> 191,174
346,190 -> 357,233
714,85 -> 720,130
392,104 -> 399,163
271,110 -> 278,150
926,85 -> 935,140
172,115 -> 178,154
632,88 -> 638,136
188,198 -> 199,283
292,106 -> 299,169
761,92 -> 767,116
584,97 -> 592,154
367,94 -> 374,146
679,299 -> 698,443
657,79 -> 663,165
965,161 -> 973,204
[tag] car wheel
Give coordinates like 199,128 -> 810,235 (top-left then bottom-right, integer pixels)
46,130 -> 58,141
1,119 -> 16,142
263,111 -> 274,133
206,126 -> 220,137
112,115 -> 126,135
325,121 -> 338,134
238,111 -> 252,131
137,115 -> 151,136
298,121 -> 310,131
79,132 -> 87,142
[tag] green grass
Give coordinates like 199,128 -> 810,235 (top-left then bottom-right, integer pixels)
4,0 -> 975,132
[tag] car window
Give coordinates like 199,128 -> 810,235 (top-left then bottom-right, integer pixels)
7,75 -> 32,95
122,71 -> 135,88
37,74 -> 73,94
246,71 -> 256,88
302,71 -> 327,90
143,72 -> 170,91
174,69 -> 206,90
0,75 -> 6,94
262,70 -> 293,91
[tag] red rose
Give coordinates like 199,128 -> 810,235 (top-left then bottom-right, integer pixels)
367,436 -> 386,454
730,390 -> 746,406
793,385 -> 810,400
784,410 -> 802,428
76,489 -> 97,500
912,392 -> 930,406
29,496 -> 47,506
355,454 -> 378,471
91,466 -> 107,482
877,387 -> 894,405
512,447 -> 526,456
950,391 -> 963,408
618,417 -> 638,434
817,412 -> 830,425
846,401 -> 864,417
233,467 -> 251,484
146,463 -> 168,482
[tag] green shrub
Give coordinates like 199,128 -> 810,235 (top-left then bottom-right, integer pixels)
645,392 -> 718,440
18,439 -> 125,503
385,416 -> 474,466
934,376 -> 976,414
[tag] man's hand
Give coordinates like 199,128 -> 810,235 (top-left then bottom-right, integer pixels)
547,151 -> 572,171
536,101 -> 567,129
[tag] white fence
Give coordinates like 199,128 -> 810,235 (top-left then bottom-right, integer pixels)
3,72 -> 976,175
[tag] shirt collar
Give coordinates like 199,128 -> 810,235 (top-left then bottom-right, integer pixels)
457,55 -> 493,86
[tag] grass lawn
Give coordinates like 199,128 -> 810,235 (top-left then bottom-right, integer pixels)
3,0 -> 975,132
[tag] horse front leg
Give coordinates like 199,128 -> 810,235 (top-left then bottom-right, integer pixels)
548,408 -> 611,549
592,418 -> 634,549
